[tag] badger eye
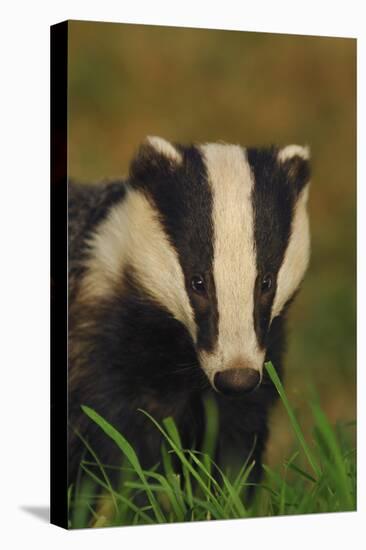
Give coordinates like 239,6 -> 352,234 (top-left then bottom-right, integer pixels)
261,273 -> 273,293
191,274 -> 206,295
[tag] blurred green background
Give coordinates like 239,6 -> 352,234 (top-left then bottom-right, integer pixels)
68,21 -> 356,466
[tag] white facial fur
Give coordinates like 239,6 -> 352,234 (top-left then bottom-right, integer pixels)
79,187 -> 197,341
272,145 -> 311,318
199,144 -> 266,384
271,185 -> 311,319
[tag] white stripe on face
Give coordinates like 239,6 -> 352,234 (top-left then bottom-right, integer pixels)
79,188 -> 197,341
199,144 -> 265,383
271,186 -> 311,320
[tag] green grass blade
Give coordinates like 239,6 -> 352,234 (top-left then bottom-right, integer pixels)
72,427 -> 119,517
161,416 -> 194,508
188,496 -> 228,520
232,434 -> 258,493
70,476 -> 95,529
265,362 -> 321,478
311,403 -> 355,510
80,464 -> 155,524
140,410 -> 223,509
140,469 -> 186,520
81,405 -> 166,523
286,461 -> 317,483
219,465 -> 252,517
186,450 -> 226,499
67,484 -> 73,514
161,443 -> 174,477
161,443 -> 188,516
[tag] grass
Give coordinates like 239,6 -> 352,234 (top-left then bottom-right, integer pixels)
68,362 -> 356,528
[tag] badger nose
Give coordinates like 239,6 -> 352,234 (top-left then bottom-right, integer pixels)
214,367 -> 260,395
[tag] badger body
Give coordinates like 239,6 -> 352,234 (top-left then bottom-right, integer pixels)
68,137 -> 311,489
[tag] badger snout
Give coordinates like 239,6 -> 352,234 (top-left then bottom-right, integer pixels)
213,365 -> 261,396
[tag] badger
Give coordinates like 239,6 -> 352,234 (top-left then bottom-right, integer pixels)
68,137 -> 311,492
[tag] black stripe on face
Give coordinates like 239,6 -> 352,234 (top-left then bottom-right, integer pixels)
247,147 -> 297,348
129,143 -> 218,352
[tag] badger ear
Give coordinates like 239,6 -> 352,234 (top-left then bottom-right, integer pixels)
277,145 -> 311,193
129,136 -> 182,183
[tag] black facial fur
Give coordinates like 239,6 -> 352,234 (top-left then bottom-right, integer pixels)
247,147 -> 310,348
129,142 -> 218,352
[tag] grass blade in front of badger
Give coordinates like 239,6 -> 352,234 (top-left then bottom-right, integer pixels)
81,405 -> 166,523
140,410 -> 225,515
264,362 -> 321,478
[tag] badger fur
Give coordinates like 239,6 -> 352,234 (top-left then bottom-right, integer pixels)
68,137 -> 311,490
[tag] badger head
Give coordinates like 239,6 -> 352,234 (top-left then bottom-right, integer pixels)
81,137 -> 311,396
